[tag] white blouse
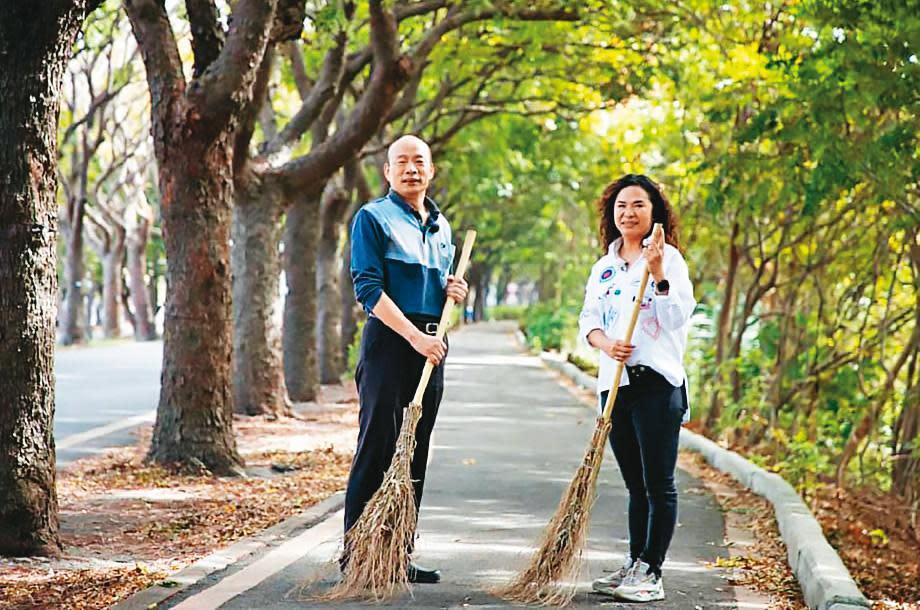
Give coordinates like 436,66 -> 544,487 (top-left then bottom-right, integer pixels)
578,238 -> 696,415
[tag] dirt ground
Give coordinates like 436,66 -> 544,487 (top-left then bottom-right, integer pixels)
0,384 -> 358,610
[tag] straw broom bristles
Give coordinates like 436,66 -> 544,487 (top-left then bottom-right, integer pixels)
321,401 -> 423,602
493,417 -> 612,606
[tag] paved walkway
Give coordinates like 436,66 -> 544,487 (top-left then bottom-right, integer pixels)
159,322 -> 740,608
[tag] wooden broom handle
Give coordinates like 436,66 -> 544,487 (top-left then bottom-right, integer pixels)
411,230 -> 477,405
601,223 -> 662,421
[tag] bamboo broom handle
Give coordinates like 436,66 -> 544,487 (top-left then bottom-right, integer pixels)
410,230 -> 477,406
601,223 -> 663,422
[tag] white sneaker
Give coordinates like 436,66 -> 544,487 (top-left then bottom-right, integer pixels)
591,556 -> 635,596
613,560 -> 665,602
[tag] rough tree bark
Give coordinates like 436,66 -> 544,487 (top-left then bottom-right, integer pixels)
59,196 -> 88,345
86,209 -> 127,339
126,208 -> 156,340
282,191 -> 323,401
0,0 -> 98,557
230,48 -> 293,417
317,173 -> 354,383
124,0 -> 293,473
231,176 -> 291,416
101,228 -> 125,338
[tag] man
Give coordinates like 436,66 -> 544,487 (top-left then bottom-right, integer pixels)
345,135 -> 468,584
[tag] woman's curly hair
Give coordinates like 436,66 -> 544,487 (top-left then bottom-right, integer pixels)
597,174 -> 682,253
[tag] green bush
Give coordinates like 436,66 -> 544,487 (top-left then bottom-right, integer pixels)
522,302 -> 579,352
487,304 -> 527,321
344,317 -> 366,379
567,352 -> 599,377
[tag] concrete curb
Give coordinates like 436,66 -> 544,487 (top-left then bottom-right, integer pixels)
537,350 -> 870,610
112,491 -> 345,610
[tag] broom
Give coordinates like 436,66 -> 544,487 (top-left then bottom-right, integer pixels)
495,223 -> 662,606
324,229 -> 477,602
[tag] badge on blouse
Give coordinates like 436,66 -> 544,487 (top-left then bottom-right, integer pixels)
599,267 -> 615,283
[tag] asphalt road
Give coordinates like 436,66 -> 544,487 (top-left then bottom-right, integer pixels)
54,339 -> 162,466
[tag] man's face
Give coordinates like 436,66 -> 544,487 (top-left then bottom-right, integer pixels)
384,138 -> 435,200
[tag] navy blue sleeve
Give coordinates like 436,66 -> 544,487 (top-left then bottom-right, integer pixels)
350,208 -> 387,313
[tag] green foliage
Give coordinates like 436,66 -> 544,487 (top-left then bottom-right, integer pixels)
567,352 -> 598,378
344,317 -> 366,380
521,302 -> 579,352
486,305 -> 527,322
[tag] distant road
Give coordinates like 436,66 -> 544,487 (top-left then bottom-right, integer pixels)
54,340 -> 162,467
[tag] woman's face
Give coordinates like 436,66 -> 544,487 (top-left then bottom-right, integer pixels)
613,185 -> 653,240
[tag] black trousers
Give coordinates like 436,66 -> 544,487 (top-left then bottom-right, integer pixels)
343,316 -> 445,536
600,366 -> 686,575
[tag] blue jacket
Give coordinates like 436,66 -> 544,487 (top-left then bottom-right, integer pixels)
351,189 -> 455,319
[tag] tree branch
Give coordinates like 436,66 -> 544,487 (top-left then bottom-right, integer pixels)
124,0 -> 185,153
186,0 -> 225,77
284,41 -> 313,99
343,0 -> 450,82
261,23 -> 349,157
233,46 -> 275,176
275,0 -> 410,197
184,0 -> 281,141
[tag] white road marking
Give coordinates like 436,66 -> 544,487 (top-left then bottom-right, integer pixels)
171,509 -> 343,610
56,410 -> 156,450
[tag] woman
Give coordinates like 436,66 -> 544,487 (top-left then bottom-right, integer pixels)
578,174 -> 696,602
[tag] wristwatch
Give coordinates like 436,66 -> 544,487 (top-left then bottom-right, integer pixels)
655,279 -> 670,294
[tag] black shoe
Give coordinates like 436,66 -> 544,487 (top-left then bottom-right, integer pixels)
407,562 -> 440,584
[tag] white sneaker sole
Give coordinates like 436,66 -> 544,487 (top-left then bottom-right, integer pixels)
592,582 -> 619,596
614,587 -> 665,602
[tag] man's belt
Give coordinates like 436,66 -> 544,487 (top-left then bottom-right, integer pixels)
408,318 -> 439,336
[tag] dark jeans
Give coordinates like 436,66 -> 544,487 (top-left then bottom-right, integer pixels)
343,316 -> 445,538
601,366 -> 686,575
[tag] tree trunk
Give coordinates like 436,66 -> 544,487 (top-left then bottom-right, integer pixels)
473,264 -> 490,322
495,263 -> 510,306
706,220 -> 740,431
59,197 -> 87,345
127,214 -> 156,340
146,134 -> 244,475
231,179 -> 292,417
148,242 -> 161,330
892,371 -> 919,503
85,279 -> 97,338
0,0 -> 90,557
125,0 -> 286,475
836,318 -> 920,487
340,165 -> 372,366
282,194 -> 321,402
101,226 -> 125,338
339,225 -> 359,366
317,186 -> 350,383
